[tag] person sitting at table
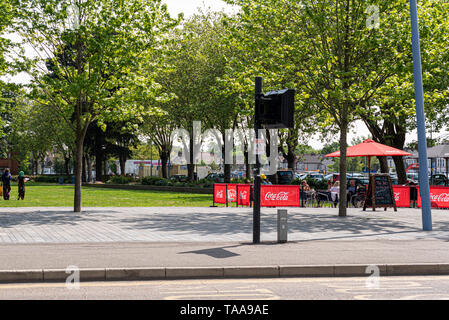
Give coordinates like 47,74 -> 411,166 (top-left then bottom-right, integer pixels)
329,181 -> 340,208
301,180 -> 311,191
261,174 -> 272,185
347,179 -> 357,207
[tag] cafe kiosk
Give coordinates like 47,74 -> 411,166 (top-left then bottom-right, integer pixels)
363,173 -> 397,212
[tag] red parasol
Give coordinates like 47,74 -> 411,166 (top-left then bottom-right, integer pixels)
325,139 -> 412,177
325,139 -> 412,158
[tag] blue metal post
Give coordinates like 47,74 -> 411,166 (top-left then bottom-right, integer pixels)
409,0 -> 432,231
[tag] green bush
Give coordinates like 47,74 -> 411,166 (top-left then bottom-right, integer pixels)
34,175 -> 73,183
155,179 -> 169,186
142,176 -> 165,185
109,175 -> 135,185
202,181 -> 214,188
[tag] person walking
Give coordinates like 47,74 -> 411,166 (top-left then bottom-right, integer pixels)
17,171 -> 26,200
1,168 -> 12,200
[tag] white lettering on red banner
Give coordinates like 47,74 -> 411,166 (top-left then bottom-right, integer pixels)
417,186 -> 449,208
264,192 -> 290,201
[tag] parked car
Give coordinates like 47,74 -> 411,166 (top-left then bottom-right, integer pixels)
205,173 -> 225,183
347,176 -> 370,188
170,174 -> 188,182
430,174 -> 448,186
276,170 -> 295,185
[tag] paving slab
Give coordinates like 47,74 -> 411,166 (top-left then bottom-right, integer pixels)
0,207 -> 448,243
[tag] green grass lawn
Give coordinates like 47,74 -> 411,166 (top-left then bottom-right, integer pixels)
0,183 -> 212,207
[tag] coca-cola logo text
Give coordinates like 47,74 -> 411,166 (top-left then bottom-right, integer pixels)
264,192 -> 289,201
430,192 -> 449,203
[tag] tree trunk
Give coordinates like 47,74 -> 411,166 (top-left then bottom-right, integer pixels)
103,159 -> 107,179
95,152 -> 103,182
188,134 -> 195,181
393,156 -> 407,184
224,164 -> 231,183
287,150 -> 296,171
244,144 -> 251,181
87,154 -> 92,183
64,154 -> 71,176
119,155 -> 126,176
74,137 -> 83,213
160,150 -> 169,179
94,128 -> 104,182
378,156 -> 389,173
82,154 -> 87,183
338,111 -> 348,217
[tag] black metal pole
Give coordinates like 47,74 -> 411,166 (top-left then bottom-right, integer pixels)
253,77 -> 263,244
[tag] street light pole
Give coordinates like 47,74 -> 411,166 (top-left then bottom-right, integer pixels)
253,77 -> 263,244
409,0 -> 432,231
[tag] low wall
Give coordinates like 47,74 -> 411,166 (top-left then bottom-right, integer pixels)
83,183 -> 213,195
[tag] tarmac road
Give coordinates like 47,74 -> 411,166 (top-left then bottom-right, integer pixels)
1,275 -> 449,300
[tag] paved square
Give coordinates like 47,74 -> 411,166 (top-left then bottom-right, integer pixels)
0,207 -> 448,243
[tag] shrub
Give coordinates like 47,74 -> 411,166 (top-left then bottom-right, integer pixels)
155,179 -> 169,186
202,181 -> 214,188
34,175 -> 73,183
142,176 -> 165,185
109,175 -> 135,185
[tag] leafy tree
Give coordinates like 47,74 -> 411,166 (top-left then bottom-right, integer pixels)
356,0 -> 449,184
226,0 -> 442,217
154,11 -> 243,182
14,0 -> 178,211
0,0 -> 16,138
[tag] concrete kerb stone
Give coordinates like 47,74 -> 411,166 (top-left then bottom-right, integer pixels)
2,263 -> 449,283
280,265 -> 334,277
43,268 -> 106,282
223,266 -> 280,278
438,263 -> 449,275
166,267 -> 224,279
0,269 -> 43,282
335,264 -> 387,277
43,269 -> 70,281
106,267 -> 166,280
386,264 -> 441,276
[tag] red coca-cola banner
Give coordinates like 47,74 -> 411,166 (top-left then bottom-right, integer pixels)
213,184 -> 228,204
417,186 -> 449,208
392,185 -> 411,208
237,184 -> 252,206
213,184 -> 252,206
260,185 -> 300,207
227,184 -> 237,203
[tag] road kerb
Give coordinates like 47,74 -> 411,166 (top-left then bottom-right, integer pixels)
223,266 -> 280,278
438,263 -> 449,275
0,269 -> 43,282
386,264 -> 441,276
280,265 -> 334,277
335,264 -> 387,277
106,268 -> 166,281
166,267 -> 223,279
2,263 -> 449,283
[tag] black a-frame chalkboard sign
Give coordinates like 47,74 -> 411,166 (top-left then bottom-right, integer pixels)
363,174 -> 398,212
